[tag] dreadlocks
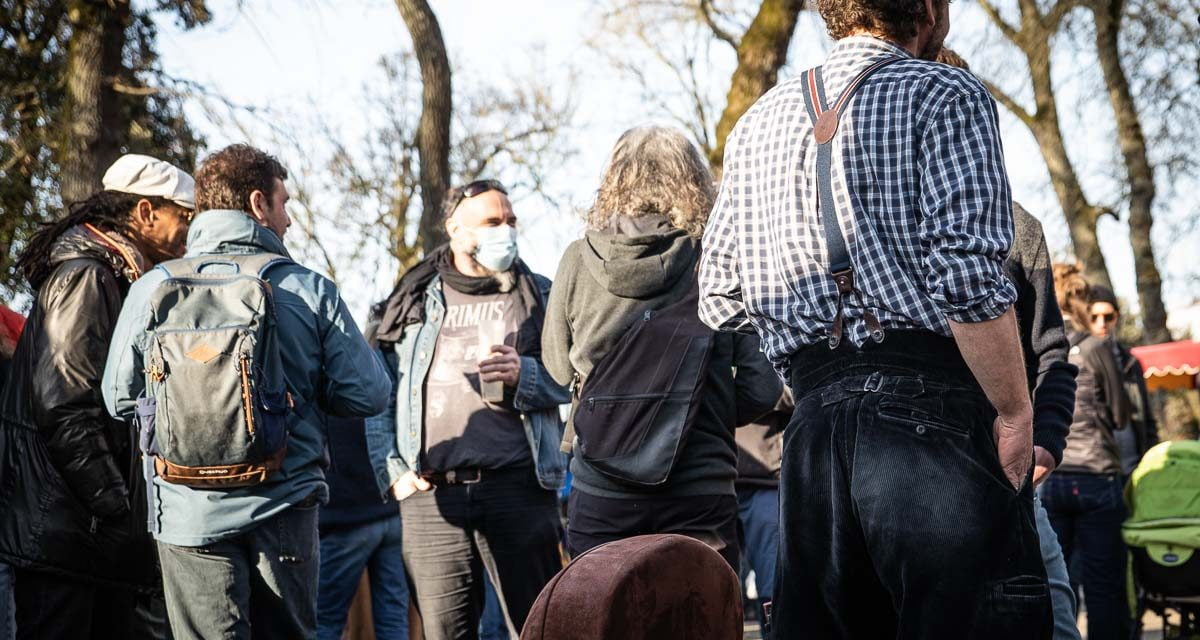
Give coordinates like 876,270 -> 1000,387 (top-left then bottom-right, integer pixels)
16,190 -> 163,290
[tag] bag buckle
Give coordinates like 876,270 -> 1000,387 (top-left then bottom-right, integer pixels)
863,372 -> 883,393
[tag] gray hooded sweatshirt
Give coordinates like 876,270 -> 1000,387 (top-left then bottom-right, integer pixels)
543,214 -> 781,498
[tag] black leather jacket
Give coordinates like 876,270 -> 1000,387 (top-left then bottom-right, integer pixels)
1059,331 -> 1132,475
0,225 -> 159,592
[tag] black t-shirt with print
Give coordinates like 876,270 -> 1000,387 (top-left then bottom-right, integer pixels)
421,285 -> 531,472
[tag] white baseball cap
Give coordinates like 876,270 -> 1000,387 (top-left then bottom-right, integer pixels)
101,154 -> 195,210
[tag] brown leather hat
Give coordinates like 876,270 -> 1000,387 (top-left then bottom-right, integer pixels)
521,534 -> 743,640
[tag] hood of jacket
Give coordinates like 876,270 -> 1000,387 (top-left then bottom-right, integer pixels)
581,213 -> 698,300
185,209 -> 291,258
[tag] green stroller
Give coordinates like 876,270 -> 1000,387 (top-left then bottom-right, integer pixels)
1124,440 -> 1200,637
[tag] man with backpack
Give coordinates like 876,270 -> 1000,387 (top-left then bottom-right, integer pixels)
366,179 -> 568,640
103,144 -> 389,640
699,0 -> 1053,637
0,154 -> 194,640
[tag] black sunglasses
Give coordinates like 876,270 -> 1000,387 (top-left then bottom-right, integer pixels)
448,179 -> 507,215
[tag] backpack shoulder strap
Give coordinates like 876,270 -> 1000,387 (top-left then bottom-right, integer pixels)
799,58 -> 902,348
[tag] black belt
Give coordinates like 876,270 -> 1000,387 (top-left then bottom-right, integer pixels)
421,468 -> 484,486
789,330 -> 977,397
418,464 -> 534,487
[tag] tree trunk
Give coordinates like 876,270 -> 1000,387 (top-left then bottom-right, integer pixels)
708,0 -> 805,173
1090,0 -> 1171,342
395,0 -> 452,254
60,0 -> 107,204
97,0 -> 130,175
981,0 -> 1114,289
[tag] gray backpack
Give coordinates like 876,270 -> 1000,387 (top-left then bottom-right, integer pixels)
134,253 -> 294,488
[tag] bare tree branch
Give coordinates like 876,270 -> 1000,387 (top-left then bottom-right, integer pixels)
697,0 -> 740,49
982,78 -> 1036,129
1046,0 -> 1087,30
977,0 -> 1021,44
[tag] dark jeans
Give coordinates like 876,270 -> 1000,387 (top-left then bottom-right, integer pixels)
1,563 -> 13,640
737,487 -> 780,603
157,501 -> 320,640
479,573 -> 509,640
317,514 -> 409,640
775,335 -> 1051,639
566,490 -> 740,571
1039,472 -> 1130,640
401,465 -> 562,640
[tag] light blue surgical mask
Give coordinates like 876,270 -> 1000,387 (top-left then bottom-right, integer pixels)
472,225 -> 518,272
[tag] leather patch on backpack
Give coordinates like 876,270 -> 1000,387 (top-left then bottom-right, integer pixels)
184,344 -> 221,364
153,446 -> 286,488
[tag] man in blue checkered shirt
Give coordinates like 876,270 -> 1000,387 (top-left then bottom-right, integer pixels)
699,0 -> 1055,637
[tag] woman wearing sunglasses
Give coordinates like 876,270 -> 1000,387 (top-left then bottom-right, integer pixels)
1041,263 -> 1133,640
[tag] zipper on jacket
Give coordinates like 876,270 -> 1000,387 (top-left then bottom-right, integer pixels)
240,354 -> 255,435
586,392 -> 672,410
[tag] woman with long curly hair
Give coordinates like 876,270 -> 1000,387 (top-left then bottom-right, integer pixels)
541,126 -> 781,568
1042,263 -> 1133,640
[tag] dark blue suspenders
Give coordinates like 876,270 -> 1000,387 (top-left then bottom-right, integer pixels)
799,58 -> 903,349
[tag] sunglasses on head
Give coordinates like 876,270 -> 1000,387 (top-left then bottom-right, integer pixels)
1091,312 -> 1117,323
449,179 -> 507,215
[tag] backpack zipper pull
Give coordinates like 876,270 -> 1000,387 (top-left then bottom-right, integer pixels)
644,309 -> 652,321
145,358 -> 165,383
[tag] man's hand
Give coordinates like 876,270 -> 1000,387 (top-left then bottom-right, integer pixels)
479,344 -> 521,387
1032,446 -> 1056,487
993,410 -> 1034,491
390,471 -> 432,501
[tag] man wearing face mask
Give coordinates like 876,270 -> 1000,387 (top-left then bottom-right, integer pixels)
366,180 -> 569,640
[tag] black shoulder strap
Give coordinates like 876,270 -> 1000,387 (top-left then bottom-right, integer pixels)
799,58 -> 902,348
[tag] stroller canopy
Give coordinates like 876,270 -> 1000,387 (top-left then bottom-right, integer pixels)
1124,440 -> 1200,567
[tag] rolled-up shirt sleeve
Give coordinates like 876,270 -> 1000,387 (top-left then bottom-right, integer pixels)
918,89 -> 1017,324
700,131 -> 751,332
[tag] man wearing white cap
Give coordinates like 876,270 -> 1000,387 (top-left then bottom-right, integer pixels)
0,153 -> 194,639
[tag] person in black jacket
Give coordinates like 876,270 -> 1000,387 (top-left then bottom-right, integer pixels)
1087,285 -> 1159,475
1044,263 -> 1133,640
542,126 -> 782,570
734,388 -> 790,623
1004,204 -> 1082,640
0,155 -> 194,639
0,306 -> 18,640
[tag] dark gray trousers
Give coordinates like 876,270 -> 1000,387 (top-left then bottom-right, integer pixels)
157,503 -> 320,640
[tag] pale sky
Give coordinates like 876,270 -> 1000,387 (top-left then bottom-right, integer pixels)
150,0 -> 1197,328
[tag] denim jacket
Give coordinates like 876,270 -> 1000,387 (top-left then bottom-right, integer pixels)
365,274 -> 570,496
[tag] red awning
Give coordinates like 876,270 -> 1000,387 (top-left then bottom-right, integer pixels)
1130,341 -> 1200,391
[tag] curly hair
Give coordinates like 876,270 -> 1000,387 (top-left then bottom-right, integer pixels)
1052,262 -> 1093,332
935,47 -> 969,70
588,126 -> 715,238
816,0 -> 931,43
194,144 -> 288,213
